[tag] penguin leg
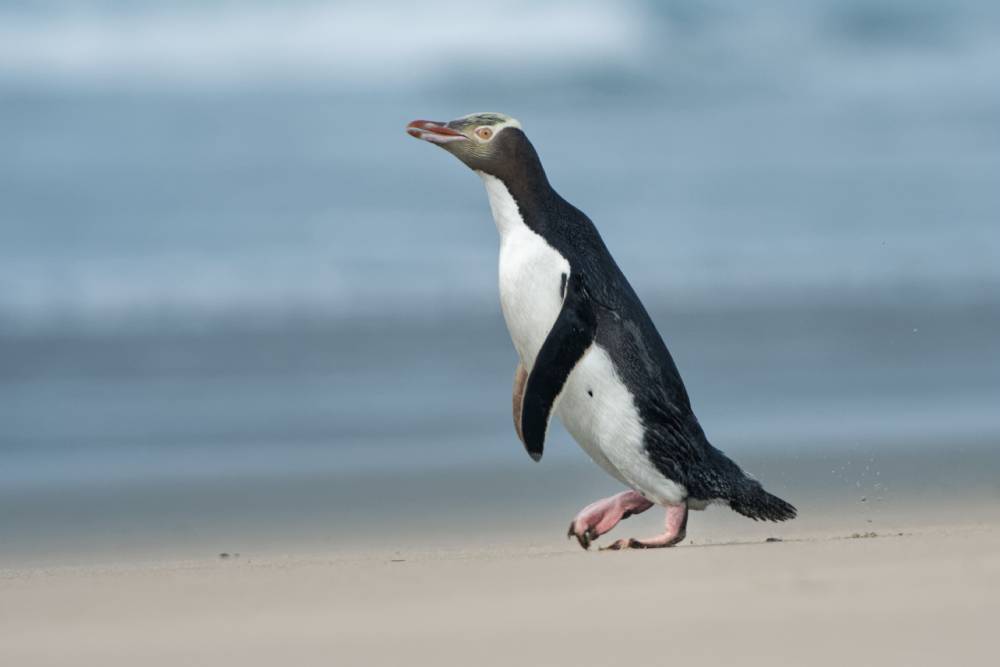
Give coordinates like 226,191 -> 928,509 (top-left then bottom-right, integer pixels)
602,504 -> 688,551
567,491 -> 654,550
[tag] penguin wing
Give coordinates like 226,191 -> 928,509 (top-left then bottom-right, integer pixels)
519,272 -> 597,461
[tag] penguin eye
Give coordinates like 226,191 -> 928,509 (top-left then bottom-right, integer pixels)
475,127 -> 494,141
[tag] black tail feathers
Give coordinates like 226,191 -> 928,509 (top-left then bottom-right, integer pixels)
729,478 -> 797,522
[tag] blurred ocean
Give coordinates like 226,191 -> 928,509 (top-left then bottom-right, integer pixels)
1,1 -> 999,561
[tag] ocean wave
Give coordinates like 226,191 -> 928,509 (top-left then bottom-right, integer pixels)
2,246 -> 997,334
0,0 -> 647,87
0,0 -> 997,98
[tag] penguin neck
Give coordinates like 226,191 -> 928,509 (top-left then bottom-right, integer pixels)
477,164 -> 562,241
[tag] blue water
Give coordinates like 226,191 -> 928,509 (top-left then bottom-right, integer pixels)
2,0 -> 999,500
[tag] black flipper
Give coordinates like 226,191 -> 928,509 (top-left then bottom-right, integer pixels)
520,272 -> 598,461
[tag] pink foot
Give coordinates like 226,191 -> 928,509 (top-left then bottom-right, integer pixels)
602,504 -> 688,551
567,491 -> 654,550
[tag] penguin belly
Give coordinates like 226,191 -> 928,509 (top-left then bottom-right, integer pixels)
557,347 -> 688,506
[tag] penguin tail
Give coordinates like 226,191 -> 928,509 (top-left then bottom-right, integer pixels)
728,478 -> 797,522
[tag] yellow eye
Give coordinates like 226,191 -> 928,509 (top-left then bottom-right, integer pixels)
475,127 -> 494,141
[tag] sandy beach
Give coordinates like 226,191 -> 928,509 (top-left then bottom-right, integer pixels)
3,495 -> 998,667
3,2 -> 999,665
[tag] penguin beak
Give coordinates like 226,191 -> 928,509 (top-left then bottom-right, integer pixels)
406,120 -> 468,145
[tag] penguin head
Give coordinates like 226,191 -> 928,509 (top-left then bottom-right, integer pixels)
407,112 -> 531,179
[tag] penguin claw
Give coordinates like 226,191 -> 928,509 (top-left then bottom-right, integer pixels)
600,538 -> 639,551
567,522 -> 592,550
600,534 -> 685,551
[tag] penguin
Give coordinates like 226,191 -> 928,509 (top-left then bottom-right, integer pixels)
407,112 -> 796,550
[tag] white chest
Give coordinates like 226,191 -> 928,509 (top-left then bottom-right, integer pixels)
497,230 -> 568,367
481,172 -> 569,369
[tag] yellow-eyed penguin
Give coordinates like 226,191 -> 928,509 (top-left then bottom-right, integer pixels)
408,113 -> 795,550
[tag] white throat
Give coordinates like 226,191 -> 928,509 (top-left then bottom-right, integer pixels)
477,172 -> 525,239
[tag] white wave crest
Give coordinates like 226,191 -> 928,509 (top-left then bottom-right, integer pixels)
0,0 -> 648,87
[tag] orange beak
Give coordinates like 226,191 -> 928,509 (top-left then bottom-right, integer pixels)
406,119 -> 468,145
